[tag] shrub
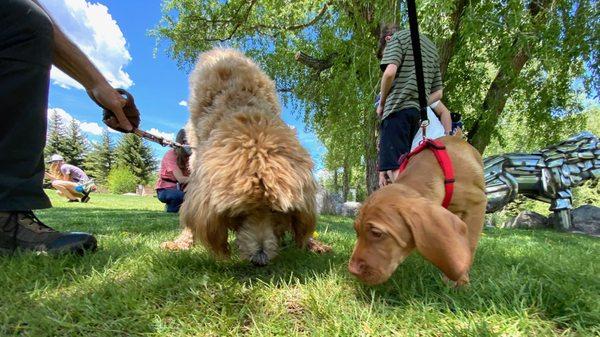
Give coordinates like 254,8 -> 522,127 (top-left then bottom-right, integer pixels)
107,166 -> 138,194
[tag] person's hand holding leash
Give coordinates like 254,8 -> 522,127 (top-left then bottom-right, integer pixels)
88,83 -> 132,132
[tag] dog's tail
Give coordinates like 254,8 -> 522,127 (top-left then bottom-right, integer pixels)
188,48 -> 280,119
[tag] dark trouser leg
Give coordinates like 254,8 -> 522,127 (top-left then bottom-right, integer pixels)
0,0 -> 54,211
378,108 -> 421,171
0,1 -> 98,254
157,189 -> 186,213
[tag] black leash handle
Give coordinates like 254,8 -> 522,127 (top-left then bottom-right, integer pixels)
406,0 -> 429,127
88,88 -> 191,151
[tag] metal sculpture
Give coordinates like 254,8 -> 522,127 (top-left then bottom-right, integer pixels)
484,132 -> 600,230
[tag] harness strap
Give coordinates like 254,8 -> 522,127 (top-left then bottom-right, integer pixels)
398,139 -> 455,208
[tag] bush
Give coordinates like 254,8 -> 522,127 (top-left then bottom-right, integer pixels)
107,166 -> 138,194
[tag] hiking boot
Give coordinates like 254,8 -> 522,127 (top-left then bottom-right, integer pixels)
0,211 -> 97,255
80,194 -> 90,203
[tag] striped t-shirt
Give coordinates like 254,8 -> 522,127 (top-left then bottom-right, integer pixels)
380,30 -> 443,120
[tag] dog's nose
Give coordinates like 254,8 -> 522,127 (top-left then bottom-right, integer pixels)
250,250 -> 269,266
348,259 -> 364,276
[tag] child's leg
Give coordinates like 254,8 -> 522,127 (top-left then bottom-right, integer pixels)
52,180 -> 82,200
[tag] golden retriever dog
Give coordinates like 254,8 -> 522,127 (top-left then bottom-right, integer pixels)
348,134 -> 487,285
161,48 -> 327,265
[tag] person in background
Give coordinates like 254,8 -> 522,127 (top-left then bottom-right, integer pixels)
156,129 -> 191,213
376,23 -> 444,188
45,154 -> 95,203
0,0 -> 133,255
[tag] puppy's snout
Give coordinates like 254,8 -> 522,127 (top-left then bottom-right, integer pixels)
348,258 -> 365,276
250,250 -> 269,266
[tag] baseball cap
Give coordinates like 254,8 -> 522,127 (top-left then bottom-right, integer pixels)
48,154 -> 64,162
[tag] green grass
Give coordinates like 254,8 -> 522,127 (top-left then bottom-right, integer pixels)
1,191 -> 599,336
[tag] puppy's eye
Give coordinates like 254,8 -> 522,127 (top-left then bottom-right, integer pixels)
369,228 -> 384,239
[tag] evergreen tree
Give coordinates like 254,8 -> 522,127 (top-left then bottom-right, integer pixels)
62,119 -> 88,167
114,133 -> 157,184
84,129 -> 114,183
44,110 -> 69,159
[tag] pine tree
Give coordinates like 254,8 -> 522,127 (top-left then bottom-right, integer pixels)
62,119 -> 88,166
84,129 -> 114,183
44,110 -> 69,159
114,133 -> 157,184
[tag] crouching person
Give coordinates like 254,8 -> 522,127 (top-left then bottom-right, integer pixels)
45,154 -> 96,203
156,129 -> 190,213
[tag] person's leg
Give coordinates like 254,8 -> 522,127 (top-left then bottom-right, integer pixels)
0,0 -> 96,254
51,180 -> 82,201
389,108 -> 421,181
379,112 -> 405,186
158,189 -> 185,213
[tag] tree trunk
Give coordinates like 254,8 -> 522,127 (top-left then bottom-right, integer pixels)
342,157 -> 351,202
438,0 -> 469,79
467,0 -> 550,153
468,48 -> 529,152
364,109 -> 379,195
333,168 -> 339,194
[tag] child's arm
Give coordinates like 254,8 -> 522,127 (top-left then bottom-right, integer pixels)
431,101 -> 453,135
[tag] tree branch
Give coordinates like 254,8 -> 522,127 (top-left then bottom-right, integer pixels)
439,0 -> 469,79
294,51 -> 337,72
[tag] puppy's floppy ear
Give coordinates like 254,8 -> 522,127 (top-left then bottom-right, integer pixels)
180,189 -> 230,258
399,198 -> 471,281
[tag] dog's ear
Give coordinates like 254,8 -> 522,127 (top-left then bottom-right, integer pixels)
180,191 -> 230,258
399,198 -> 471,281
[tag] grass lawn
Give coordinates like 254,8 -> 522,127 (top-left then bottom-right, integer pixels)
1,191 -> 599,336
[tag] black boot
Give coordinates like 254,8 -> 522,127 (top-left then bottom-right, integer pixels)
0,211 -> 97,255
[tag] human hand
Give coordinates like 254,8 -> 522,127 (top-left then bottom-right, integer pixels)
376,104 -> 383,117
378,171 -> 389,188
89,83 -> 133,132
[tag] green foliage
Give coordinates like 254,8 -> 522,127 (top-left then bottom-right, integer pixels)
62,119 -> 88,167
114,133 -> 157,184
84,129 -> 115,184
44,110 -> 70,160
107,166 -> 138,194
154,0 -> 598,195
1,193 -> 598,335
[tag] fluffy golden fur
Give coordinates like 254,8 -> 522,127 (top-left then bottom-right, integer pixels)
162,48 -> 319,265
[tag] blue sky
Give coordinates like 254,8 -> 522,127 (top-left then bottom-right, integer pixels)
41,0 -> 326,170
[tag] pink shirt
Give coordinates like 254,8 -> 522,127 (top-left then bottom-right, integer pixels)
156,149 -> 189,190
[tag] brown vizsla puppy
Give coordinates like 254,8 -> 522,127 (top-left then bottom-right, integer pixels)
348,134 -> 486,286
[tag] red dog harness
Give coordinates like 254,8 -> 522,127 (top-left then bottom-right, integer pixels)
398,139 -> 455,208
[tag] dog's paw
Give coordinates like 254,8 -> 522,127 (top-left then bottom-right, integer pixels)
441,273 -> 470,288
306,238 -> 332,254
160,240 -> 192,251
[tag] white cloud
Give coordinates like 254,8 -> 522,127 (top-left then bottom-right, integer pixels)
179,100 -> 188,107
79,122 -> 104,135
41,0 -> 133,90
48,107 -> 105,136
147,128 -> 175,141
287,124 -> 297,130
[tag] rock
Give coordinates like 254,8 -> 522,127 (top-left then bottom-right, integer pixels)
569,205 -> 600,236
501,211 -> 550,229
341,201 -> 361,217
317,189 -> 343,215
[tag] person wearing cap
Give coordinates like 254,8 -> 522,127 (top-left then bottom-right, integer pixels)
45,154 -> 95,203
0,0 -> 133,255
375,23 -> 444,188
